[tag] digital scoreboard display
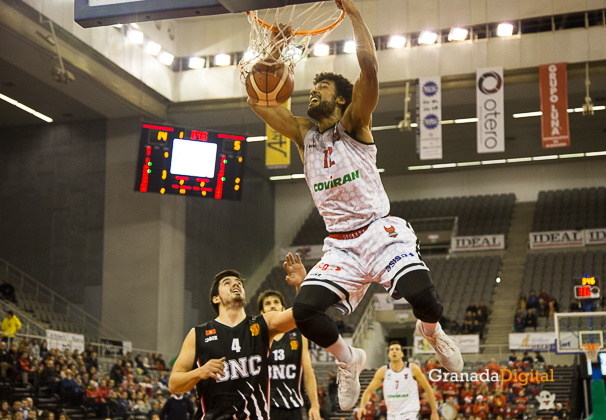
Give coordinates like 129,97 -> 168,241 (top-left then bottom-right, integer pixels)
134,123 -> 246,200
573,275 -> 601,300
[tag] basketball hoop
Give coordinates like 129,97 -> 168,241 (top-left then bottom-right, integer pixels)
582,342 -> 601,363
238,3 -> 345,82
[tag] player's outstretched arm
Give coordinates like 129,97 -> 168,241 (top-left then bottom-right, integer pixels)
412,363 -> 439,420
356,366 -> 385,420
338,0 -> 378,142
264,309 -> 297,342
301,336 -> 321,420
283,252 -> 306,289
168,328 -> 226,393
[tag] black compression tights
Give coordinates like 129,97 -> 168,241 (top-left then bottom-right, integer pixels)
292,285 -> 342,348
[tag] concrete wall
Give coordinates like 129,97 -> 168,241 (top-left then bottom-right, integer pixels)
0,120 -> 106,309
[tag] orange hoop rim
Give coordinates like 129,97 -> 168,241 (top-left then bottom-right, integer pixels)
245,10 -> 346,36
582,343 -> 601,351
582,343 -> 602,362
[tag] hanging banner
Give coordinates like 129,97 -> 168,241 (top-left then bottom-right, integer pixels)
452,234 -> 505,251
509,332 -> 556,350
46,329 -> 85,353
265,99 -> 291,169
529,230 -> 585,249
476,67 -> 505,153
417,76 -> 443,160
540,63 -> 570,149
586,228 -> 606,245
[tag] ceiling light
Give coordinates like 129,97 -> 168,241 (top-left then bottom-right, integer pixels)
418,31 -> 438,45
243,50 -> 257,61
507,157 -> 532,163
287,46 -> 303,61
513,111 -> 542,118
454,118 -> 478,124
313,43 -> 330,57
0,92 -> 53,123
559,153 -> 585,159
344,40 -> 356,54
441,120 -> 454,125
144,41 -> 161,56
457,161 -> 481,167
371,125 -> 398,131
448,27 -> 468,41
482,159 -> 506,165
532,155 -> 558,161
410,123 -> 418,128
291,174 -> 306,179
130,23 -> 140,29
269,175 -> 294,181
387,35 -> 406,49
126,29 -> 144,44
246,136 -> 267,142
408,165 -> 432,170
188,56 -> 205,69
378,168 -> 385,173
158,51 -> 174,66
112,24 -> 123,28
586,151 -> 606,156
214,53 -> 231,66
497,23 -> 514,37
594,106 -> 605,111
432,163 -> 456,168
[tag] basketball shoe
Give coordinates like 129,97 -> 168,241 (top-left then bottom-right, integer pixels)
336,347 -> 367,410
416,320 -> 464,373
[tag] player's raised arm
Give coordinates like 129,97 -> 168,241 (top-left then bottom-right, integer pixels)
168,328 -> 226,393
412,363 -> 439,420
338,0 -> 379,137
284,252 -> 306,289
356,366 -> 385,420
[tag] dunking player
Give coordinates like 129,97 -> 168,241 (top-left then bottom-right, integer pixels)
248,0 -> 462,411
357,342 -> 439,420
258,287 -> 321,420
169,267 -> 300,420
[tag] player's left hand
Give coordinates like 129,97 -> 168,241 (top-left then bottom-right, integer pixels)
308,405 -> 321,420
430,411 -> 439,420
335,0 -> 359,15
284,252 -> 306,287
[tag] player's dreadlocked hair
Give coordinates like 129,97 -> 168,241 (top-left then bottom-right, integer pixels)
313,72 -> 354,113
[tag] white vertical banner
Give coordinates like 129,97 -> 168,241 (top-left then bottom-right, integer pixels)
417,76 -> 443,160
476,67 -> 505,153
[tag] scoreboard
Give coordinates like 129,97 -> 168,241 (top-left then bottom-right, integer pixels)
134,123 -> 246,200
574,275 -> 601,300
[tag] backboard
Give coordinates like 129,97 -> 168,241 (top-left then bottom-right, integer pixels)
555,311 -> 606,354
75,0 -> 320,28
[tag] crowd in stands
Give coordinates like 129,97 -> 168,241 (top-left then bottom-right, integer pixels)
355,350 -> 564,420
0,336 -> 185,420
514,289 -> 559,332
444,301 -> 490,339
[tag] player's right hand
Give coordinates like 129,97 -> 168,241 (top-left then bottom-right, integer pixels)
198,357 -> 226,380
355,407 -> 366,420
284,252 -> 306,287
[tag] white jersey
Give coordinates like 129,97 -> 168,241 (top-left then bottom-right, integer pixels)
303,122 -> 390,233
383,362 -> 420,417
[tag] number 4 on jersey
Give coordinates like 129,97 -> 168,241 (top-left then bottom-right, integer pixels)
231,338 -> 241,353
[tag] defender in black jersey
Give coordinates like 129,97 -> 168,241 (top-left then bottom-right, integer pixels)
169,267 -> 299,420
258,290 -> 321,420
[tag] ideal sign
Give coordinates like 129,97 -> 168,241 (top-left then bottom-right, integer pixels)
452,234 -> 505,251
530,228 -> 606,249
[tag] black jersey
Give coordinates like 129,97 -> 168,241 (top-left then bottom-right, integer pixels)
268,328 -> 304,409
193,316 -> 271,420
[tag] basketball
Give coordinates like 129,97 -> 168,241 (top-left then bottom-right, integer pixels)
245,62 -> 294,107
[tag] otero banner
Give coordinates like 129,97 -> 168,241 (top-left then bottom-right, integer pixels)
476,67 -> 505,153
452,234 -> 505,251
46,329 -> 85,353
415,335 -> 479,354
279,245 -> 323,261
539,63 -> 570,149
530,230 -> 584,249
509,332 -> 556,350
417,76 -> 443,160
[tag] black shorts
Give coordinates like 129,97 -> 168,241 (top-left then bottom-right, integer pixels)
269,406 -> 303,420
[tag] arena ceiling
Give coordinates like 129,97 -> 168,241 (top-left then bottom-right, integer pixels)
0,0 -> 605,179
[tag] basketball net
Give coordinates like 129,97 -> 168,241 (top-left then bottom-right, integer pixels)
582,342 -> 601,364
238,3 -> 345,82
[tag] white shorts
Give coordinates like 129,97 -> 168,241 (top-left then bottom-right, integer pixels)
301,216 -> 429,315
388,412 -> 419,420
